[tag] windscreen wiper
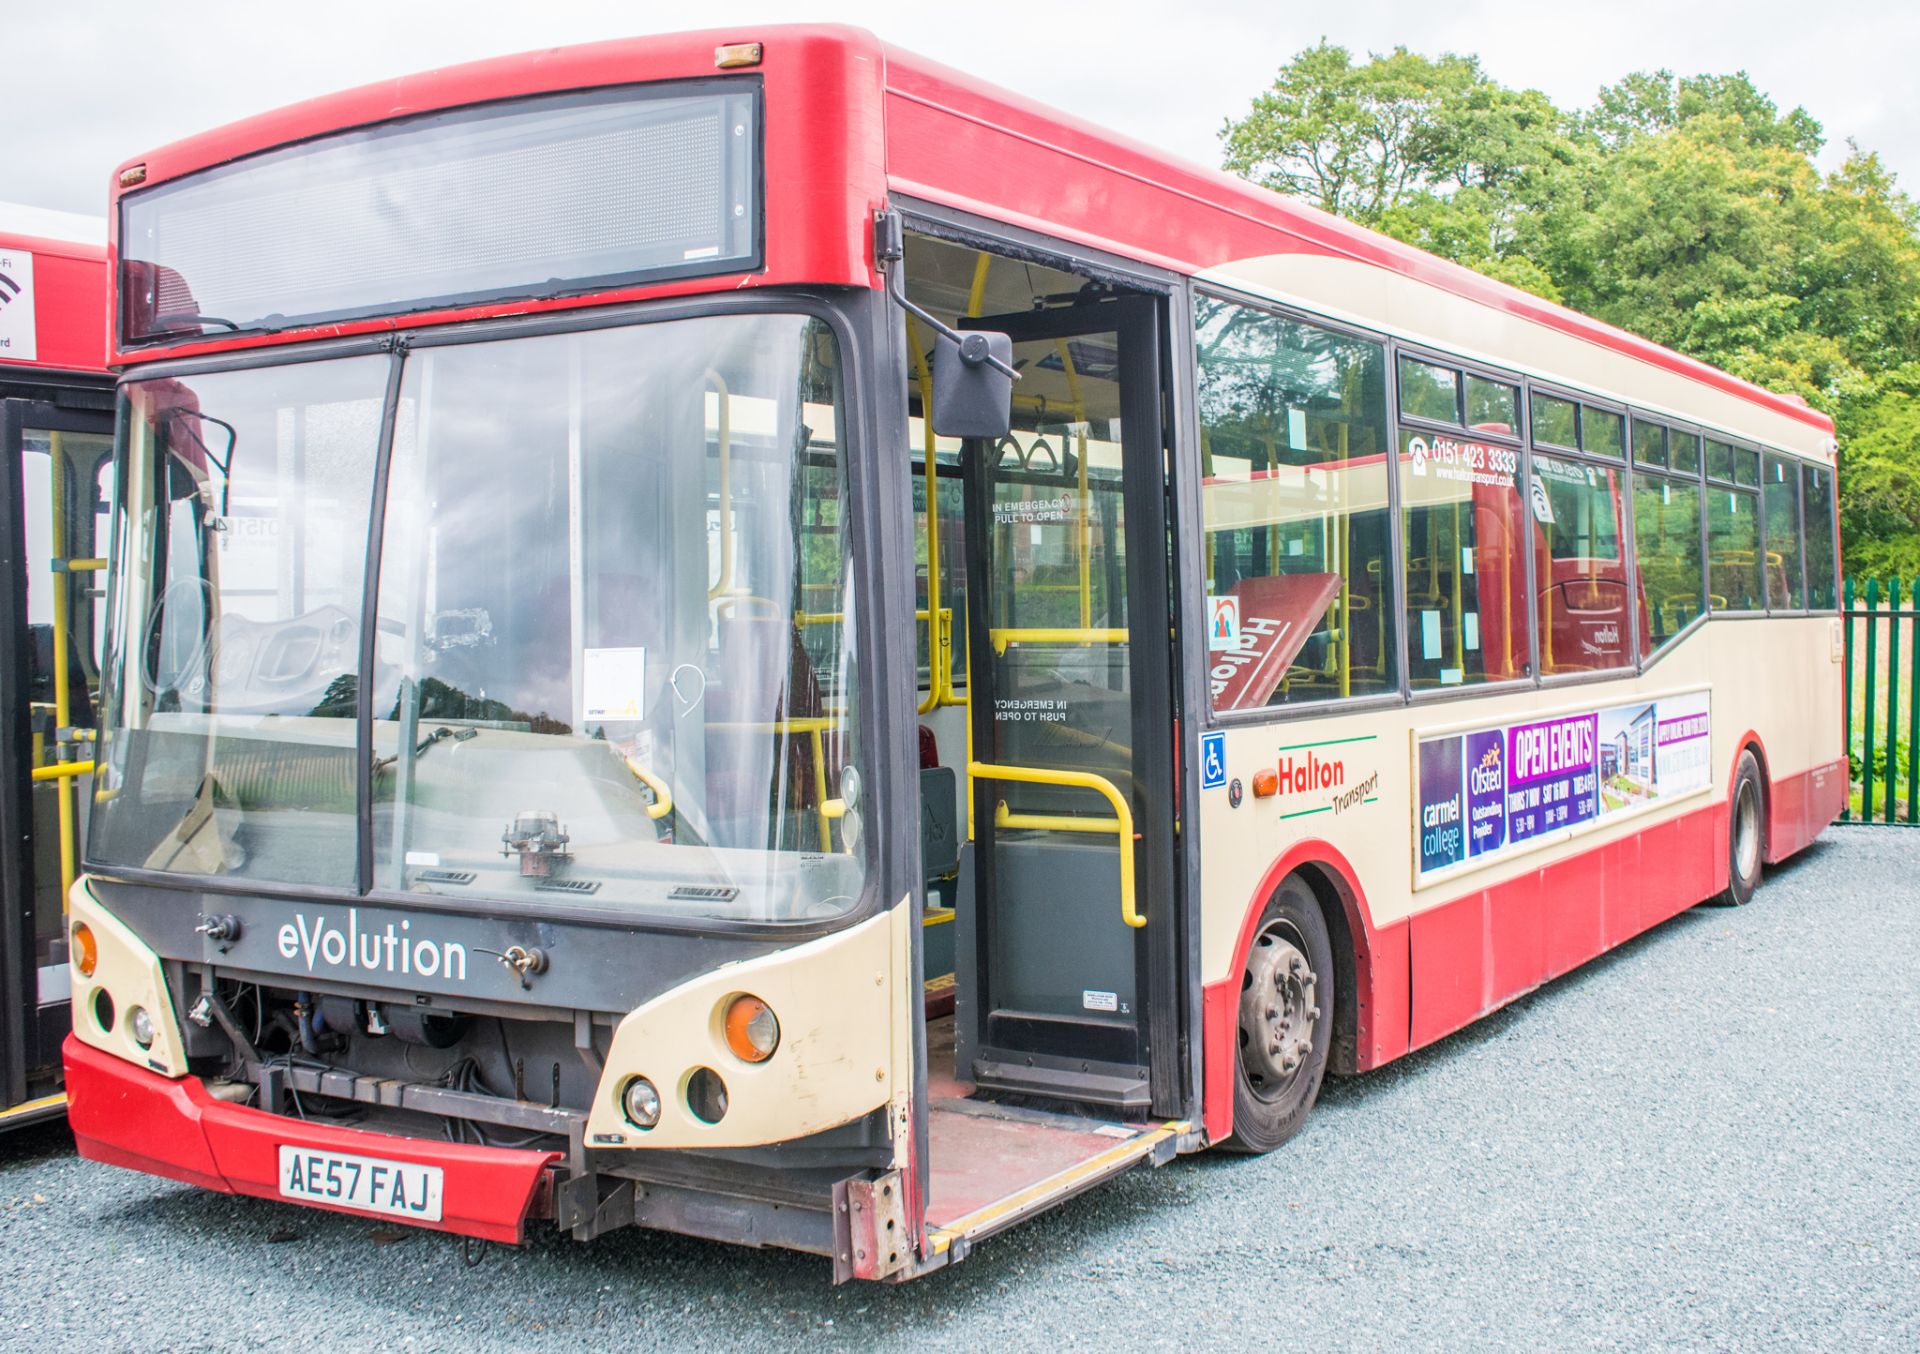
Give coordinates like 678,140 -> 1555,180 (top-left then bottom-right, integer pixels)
372,724 -> 477,775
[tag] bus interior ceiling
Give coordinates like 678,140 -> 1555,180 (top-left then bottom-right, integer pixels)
899,233 -> 1179,1241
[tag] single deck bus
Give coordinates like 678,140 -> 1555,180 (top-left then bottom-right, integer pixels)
0,204 -> 113,1129
66,27 -> 1844,1280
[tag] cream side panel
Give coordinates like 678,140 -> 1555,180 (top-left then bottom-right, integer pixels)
1198,618 -> 1842,983
1199,255 -> 1834,463
585,899 -> 914,1150
68,881 -> 189,1077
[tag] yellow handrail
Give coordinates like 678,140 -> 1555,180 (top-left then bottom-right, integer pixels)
989,626 -> 1128,655
622,757 -> 674,821
32,760 -> 94,782
969,760 -> 1141,929
994,802 -> 1121,835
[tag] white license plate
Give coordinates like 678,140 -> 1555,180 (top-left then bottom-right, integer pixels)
276,1145 -> 443,1222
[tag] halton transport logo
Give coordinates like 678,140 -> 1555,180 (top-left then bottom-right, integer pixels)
1270,738 -> 1380,817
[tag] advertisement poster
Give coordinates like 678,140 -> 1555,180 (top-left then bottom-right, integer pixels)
1416,691 -> 1710,882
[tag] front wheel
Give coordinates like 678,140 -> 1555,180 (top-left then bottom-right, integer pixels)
1711,749 -> 1765,906
1222,876 -> 1333,1154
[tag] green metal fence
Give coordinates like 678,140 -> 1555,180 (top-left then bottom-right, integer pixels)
1843,577 -> 1920,824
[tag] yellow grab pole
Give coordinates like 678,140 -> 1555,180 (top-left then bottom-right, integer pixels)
904,314 -> 945,715
31,761 -> 93,782
48,432 -> 78,900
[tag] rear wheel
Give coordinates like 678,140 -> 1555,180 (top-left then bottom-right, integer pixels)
1223,876 -> 1333,1154
1711,750 -> 1765,906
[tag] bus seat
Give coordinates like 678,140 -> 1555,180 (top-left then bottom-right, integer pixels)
919,724 -> 940,769
921,766 -> 960,881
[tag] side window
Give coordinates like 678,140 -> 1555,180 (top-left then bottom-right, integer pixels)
1632,419 -> 1667,470
1531,394 -> 1577,448
1531,451 -> 1631,673
1669,431 -> 1701,477
1395,356 -> 1530,690
1582,407 -> 1625,460
1764,455 -> 1804,609
1398,420 -> 1528,689
1464,375 -> 1518,433
1705,444 -> 1764,612
1397,357 -> 1458,424
1802,463 -> 1837,610
1634,467 -> 1705,654
1196,296 -> 1394,708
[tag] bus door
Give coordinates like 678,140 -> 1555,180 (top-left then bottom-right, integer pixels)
0,398 -> 111,1125
954,295 -> 1181,1116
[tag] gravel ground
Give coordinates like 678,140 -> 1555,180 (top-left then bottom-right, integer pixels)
4,829 -> 1915,1352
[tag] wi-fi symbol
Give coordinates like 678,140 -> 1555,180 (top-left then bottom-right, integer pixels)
0,272 -> 19,308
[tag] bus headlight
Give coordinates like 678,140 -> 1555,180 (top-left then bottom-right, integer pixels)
723,994 -> 780,1062
621,1076 -> 662,1130
128,1005 -> 155,1049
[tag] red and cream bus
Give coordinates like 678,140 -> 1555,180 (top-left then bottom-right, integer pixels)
66,27 -> 1843,1279
0,204 -> 113,1129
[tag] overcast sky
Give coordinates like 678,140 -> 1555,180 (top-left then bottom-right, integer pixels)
9,1 -> 1916,218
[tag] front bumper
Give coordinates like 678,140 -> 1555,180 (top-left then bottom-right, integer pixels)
63,1036 -> 559,1243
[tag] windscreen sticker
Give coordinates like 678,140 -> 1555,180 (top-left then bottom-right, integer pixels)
582,647 -> 646,723
1207,595 -> 1241,651
0,248 -> 36,362
1417,691 -> 1710,882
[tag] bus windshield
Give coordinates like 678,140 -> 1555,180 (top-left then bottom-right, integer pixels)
89,312 -> 865,924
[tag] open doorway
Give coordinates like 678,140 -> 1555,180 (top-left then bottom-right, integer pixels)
896,227 -> 1189,1248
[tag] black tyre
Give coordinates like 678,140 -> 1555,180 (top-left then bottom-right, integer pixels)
1711,749 -> 1765,906
1223,875 -> 1333,1154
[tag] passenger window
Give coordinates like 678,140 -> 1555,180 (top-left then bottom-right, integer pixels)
1705,438 -> 1735,483
1197,297 -> 1395,707
1707,485 -> 1764,611
1669,431 -> 1701,477
1531,451 -> 1632,674
1802,464 -> 1836,610
1465,375 -> 1518,433
1400,427 -> 1527,688
1632,420 -> 1667,469
1532,394 -> 1577,448
1634,469 -> 1704,654
1397,357 -> 1459,424
1764,455 -> 1804,609
1582,407 -> 1624,460
1734,448 -> 1760,488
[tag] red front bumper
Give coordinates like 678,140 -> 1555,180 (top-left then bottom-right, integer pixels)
64,1036 -> 559,1243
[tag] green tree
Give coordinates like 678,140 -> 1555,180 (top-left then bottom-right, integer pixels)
1220,49 -> 1920,574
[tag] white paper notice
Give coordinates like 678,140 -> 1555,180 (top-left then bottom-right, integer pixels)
582,647 -> 646,722
0,249 -> 37,363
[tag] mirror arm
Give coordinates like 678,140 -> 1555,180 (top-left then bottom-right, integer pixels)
876,211 -> 1020,382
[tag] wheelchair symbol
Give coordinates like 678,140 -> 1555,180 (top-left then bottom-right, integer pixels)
1201,732 -> 1226,789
